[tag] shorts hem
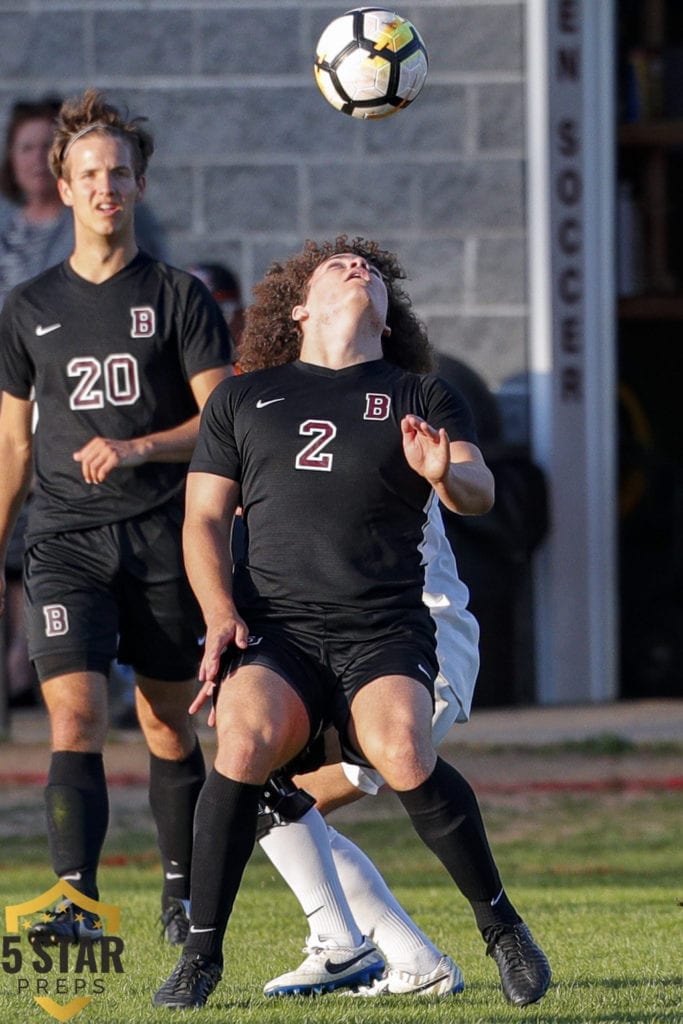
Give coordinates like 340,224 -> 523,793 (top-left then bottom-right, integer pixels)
33,652 -> 112,684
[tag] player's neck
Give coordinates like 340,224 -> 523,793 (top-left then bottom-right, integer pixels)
299,326 -> 383,369
68,234 -> 139,284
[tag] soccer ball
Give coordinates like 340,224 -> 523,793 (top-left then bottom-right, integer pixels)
314,8 -> 428,119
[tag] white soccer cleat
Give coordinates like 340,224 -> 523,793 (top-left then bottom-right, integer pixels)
263,938 -> 385,996
350,954 -> 465,997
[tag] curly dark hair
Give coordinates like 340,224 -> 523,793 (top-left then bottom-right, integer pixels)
239,235 -> 434,374
0,96 -> 62,202
49,87 -> 154,182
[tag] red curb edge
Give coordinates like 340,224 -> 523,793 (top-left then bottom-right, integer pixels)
1,773 -> 682,792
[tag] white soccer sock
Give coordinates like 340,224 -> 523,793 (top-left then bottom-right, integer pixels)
327,825 -> 442,974
258,808 -> 363,950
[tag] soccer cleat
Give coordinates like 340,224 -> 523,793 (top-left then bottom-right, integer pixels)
159,898 -> 190,945
263,938 -> 385,996
28,900 -> 103,946
350,954 -> 464,997
486,922 -> 551,1006
153,952 -> 222,1009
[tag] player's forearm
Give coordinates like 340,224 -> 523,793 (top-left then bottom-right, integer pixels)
434,461 -> 495,516
132,414 -> 201,463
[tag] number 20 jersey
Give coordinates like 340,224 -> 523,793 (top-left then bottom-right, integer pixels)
190,358 -> 477,615
0,252 -> 231,545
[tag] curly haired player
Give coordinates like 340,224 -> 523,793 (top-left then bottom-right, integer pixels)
153,236 -> 551,1010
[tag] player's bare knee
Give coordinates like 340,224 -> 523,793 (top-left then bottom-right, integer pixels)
214,726 -> 282,783
366,730 -> 434,790
49,706 -> 107,751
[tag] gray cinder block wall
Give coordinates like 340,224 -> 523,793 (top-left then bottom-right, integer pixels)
0,0 -> 528,395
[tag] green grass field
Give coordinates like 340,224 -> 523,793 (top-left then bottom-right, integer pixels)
1,782 -> 681,1024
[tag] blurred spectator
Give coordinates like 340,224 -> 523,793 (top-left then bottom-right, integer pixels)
0,97 -> 63,306
435,354 -> 548,707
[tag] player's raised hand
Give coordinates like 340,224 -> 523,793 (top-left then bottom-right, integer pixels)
73,435 -> 148,484
402,417 -> 495,515
401,414 -> 451,486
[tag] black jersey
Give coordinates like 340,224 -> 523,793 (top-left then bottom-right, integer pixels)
0,252 -> 231,544
191,358 -> 477,614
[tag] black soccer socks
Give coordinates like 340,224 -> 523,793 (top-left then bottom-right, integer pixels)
182,770 -> 262,966
45,750 -> 109,900
149,740 -> 205,906
397,756 -> 521,933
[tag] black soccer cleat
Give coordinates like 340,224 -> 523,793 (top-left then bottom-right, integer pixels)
153,952 -> 222,1009
28,900 -> 103,946
159,898 -> 190,945
486,922 -> 551,1006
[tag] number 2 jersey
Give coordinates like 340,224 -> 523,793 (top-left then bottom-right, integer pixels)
190,357 -> 478,615
0,252 -> 232,545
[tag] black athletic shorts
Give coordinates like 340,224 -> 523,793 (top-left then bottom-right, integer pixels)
24,503 -> 204,683
218,605 -> 439,771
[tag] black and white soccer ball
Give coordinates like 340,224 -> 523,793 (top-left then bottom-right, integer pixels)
314,7 -> 428,119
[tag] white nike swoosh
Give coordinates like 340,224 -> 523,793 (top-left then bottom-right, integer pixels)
165,872 -> 184,880
35,323 -> 62,336
256,398 -> 285,408
189,925 -> 216,934
417,663 -> 432,678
